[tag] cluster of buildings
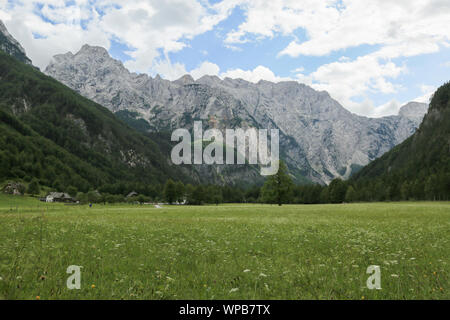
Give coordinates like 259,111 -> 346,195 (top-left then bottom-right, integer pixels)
39,192 -> 77,203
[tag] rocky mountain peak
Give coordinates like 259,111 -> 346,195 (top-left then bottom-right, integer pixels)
196,74 -> 222,85
78,44 -> 110,57
174,74 -> 195,85
398,102 -> 429,125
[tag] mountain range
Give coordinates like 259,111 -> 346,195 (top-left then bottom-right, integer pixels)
44,44 -> 428,184
0,21 -> 432,187
0,25 -> 196,194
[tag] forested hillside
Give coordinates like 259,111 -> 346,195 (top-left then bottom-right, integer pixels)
350,81 -> 450,200
0,51 -> 190,194
0,44 -> 448,204
264,82 -> 450,204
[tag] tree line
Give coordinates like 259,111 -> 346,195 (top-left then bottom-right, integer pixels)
18,159 -> 445,205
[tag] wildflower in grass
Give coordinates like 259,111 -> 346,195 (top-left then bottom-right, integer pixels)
36,296 -> 40,300
243,269 -> 250,273
361,296 -> 365,300
229,288 -> 239,293
91,284 -> 96,288
391,274 -> 399,278
259,273 -> 267,278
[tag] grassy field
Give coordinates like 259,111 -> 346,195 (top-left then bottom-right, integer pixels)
0,194 -> 448,300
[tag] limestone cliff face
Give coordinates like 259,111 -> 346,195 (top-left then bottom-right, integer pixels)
45,44 -> 428,184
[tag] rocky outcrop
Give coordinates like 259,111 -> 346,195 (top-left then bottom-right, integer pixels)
398,101 -> 429,125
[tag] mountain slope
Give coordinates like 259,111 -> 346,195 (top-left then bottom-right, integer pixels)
45,44 -> 428,184
352,82 -> 450,200
0,20 -> 32,65
0,50 -> 190,192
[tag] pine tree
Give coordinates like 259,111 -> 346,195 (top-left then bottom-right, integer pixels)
261,160 -> 294,206
163,179 -> 177,204
175,181 -> 185,203
192,185 -> 206,205
345,185 -> 356,202
329,178 -> 347,203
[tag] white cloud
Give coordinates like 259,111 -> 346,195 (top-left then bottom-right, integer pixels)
151,57 -> 297,83
369,99 -> 403,118
0,0 -> 234,71
225,0 -> 337,45
157,61 -> 293,83
223,0 -> 449,115
298,54 -> 405,115
190,61 -> 220,80
1,1 -> 110,69
420,84 -> 435,94
222,0 -> 450,60
413,84 -> 436,104
0,0 -> 444,117
291,67 -> 304,73
152,59 -> 188,81
221,65 -> 292,83
152,60 -> 220,81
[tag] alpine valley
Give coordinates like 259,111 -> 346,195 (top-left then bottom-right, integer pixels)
0,20 -> 429,187
45,44 -> 428,184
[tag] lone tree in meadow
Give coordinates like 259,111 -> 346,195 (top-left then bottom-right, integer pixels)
163,179 -> 177,204
261,160 -> 294,206
328,178 -> 347,203
175,181 -> 185,203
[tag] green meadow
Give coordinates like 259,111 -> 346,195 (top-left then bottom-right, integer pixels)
0,194 -> 448,300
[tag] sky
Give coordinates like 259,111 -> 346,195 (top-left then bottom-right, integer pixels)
1,0 -> 449,117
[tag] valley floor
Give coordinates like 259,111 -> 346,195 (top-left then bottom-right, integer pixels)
0,195 -> 448,300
